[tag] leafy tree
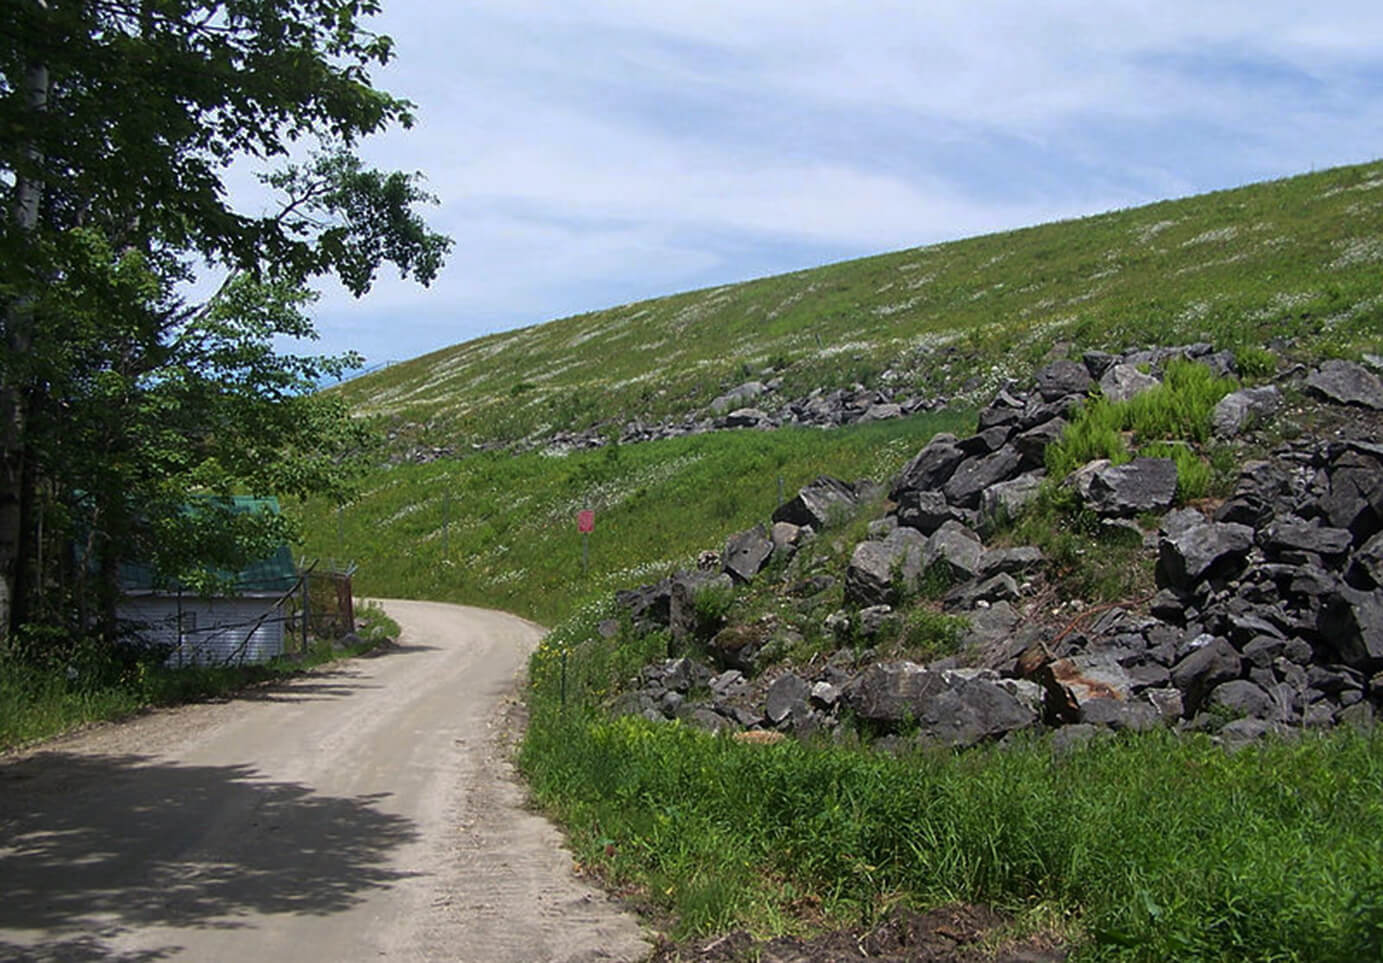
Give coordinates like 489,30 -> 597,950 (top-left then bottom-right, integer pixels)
0,0 -> 451,642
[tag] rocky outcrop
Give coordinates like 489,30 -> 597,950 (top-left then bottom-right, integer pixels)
605,344 -> 1383,749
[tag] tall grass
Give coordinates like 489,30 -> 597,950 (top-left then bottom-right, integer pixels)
1046,359 -> 1237,490
521,707 -> 1383,959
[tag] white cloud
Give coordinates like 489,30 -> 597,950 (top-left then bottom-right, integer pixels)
279,0 -> 1383,363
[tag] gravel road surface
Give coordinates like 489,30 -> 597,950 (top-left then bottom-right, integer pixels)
0,599 -> 650,962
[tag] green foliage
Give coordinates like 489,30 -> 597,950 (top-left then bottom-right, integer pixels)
1046,358 -> 1238,489
897,606 -> 969,662
692,581 -> 737,640
520,716 -> 1383,959
1235,345 -> 1279,379
0,628 -> 378,751
0,0 -> 447,643
354,600 -> 400,644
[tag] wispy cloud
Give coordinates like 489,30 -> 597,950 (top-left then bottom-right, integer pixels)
291,0 -> 1383,365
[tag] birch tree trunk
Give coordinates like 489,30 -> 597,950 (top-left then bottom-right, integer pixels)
0,14 -> 50,639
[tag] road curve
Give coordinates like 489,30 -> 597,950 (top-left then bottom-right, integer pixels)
0,599 -> 650,962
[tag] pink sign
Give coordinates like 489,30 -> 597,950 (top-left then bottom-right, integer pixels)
577,509 -> 595,533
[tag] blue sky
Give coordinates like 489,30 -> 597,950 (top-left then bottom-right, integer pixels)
284,0 -> 1383,369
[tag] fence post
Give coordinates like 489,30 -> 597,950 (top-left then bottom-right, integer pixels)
300,572 -> 310,654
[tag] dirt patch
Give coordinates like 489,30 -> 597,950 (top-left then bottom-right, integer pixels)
651,904 -> 1067,962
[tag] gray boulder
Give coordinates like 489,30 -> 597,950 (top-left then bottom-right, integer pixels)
978,546 -> 1046,578
710,381 -> 767,414
1262,518 -> 1352,560
722,407 -> 772,429
723,525 -> 774,584
843,662 -> 1038,746
943,447 -> 1025,509
1205,680 -> 1279,721
844,528 -> 925,606
1099,364 -> 1160,403
1013,418 -> 1068,468
1305,359 -> 1383,410
773,476 -> 858,529
1157,520 -> 1255,588
1032,653 -> 1136,724
1319,585 -> 1383,669
1351,531 -> 1383,587
1034,360 -> 1094,401
765,673 -> 811,725
1211,386 -> 1282,439
923,520 -> 983,582
1170,637 -> 1242,712
1084,457 -> 1179,517
892,435 -> 965,498
980,472 -> 1045,526
896,489 -> 975,535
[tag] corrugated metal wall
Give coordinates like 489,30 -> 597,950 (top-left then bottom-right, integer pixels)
119,596 -> 286,666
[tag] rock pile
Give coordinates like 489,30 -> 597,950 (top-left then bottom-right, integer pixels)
601,349 -> 1383,748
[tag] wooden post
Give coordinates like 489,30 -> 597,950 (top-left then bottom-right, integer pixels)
300,572 -> 310,654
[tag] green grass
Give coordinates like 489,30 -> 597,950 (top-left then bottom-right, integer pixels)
296,409 -> 973,626
520,705 -> 1383,960
0,635 -> 386,752
333,159 -> 1383,455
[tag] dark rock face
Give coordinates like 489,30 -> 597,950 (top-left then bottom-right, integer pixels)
943,448 -> 1024,508
723,525 -> 775,584
1306,359 -> 1383,411
1084,458 -> 1179,517
1170,637 -> 1243,713
765,673 -> 811,725
891,436 -> 966,499
1034,360 -> 1094,402
1157,520 -> 1256,588
772,476 -> 860,529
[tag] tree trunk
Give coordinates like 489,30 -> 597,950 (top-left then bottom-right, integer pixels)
0,13 -> 50,640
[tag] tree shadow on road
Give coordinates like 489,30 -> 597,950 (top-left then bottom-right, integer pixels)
0,752 -> 420,954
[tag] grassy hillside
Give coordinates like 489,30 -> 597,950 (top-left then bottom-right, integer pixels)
333,159 -> 1383,452
299,409 -> 971,625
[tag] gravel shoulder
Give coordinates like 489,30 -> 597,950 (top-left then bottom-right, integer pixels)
0,599 -> 650,962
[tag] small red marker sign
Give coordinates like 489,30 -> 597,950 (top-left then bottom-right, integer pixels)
577,509 -> 595,533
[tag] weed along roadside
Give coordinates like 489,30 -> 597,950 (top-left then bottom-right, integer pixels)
509,344 -> 1383,960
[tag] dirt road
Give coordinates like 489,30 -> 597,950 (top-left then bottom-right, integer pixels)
0,599 -> 650,962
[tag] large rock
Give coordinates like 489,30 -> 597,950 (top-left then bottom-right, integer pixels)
765,673 -> 811,725
1034,360 -> 1094,401
1321,450 -> 1383,539
1262,518 -> 1352,560
1084,458 -> 1179,517
844,528 -> 925,607
773,476 -> 858,530
1032,653 -> 1136,724
1170,637 -> 1242,712
1305,360 -> 1383,410
1351,532 -> 1383,587
1211,386 -> 1282,439
1319,585 -> 1383,669
980,472 -> 1045,526
943,447 -> 1024,508
896,490 -> 975,535
842,662 -> 1038,746
1157,520 -> 1256,588
723,525 -> 774,583
722,407 -> 772,429
892,436 -> 966,498
1012,418 -> 1067,468
707,623 -> 770,673
922,520 -> 983,582
1099,364 -> 1160,402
